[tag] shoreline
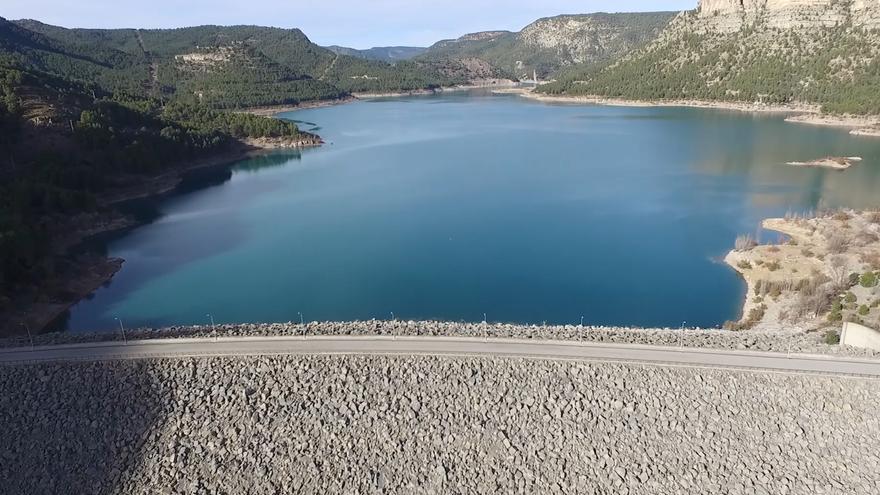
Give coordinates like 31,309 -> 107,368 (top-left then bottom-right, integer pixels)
240,81 -> 519,116
724,210 -> 880,333
354,80 -> 519,99
1,134 -> 324,337
238,96 -> 357,116
498,87 -> 880,134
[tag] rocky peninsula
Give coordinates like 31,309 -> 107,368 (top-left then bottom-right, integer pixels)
725,210 -> 880,334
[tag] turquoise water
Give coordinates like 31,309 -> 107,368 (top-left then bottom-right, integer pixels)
68,91 -> 880,331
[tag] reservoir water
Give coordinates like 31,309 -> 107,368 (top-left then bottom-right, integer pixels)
68,91 -> 880,331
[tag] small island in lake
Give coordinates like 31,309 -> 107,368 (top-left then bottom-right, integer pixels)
786,156 -> 862,170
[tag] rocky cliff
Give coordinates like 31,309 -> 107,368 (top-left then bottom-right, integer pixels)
541,0 -> 880,115
697,0 -> 880,31
418,12 -> 675,80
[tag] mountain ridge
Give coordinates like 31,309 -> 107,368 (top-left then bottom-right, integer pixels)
540,1 -> 880,115
417,12 -> 677,80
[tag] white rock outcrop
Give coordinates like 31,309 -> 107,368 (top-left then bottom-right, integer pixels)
697,0 -> 880,30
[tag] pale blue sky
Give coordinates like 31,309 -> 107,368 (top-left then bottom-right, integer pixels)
3,0 -> 695,48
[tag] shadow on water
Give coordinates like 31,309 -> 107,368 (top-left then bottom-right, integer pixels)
0,360 -> 167,494
63,152 -> 304,332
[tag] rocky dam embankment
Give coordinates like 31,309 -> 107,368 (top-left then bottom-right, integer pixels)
2,352 -> 879,494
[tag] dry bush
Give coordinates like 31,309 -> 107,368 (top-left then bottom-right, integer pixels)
867,211 -> 880,225
793,275 -> 835,318
861,251 -> 880,270
735,234 -> 757,251
829,256 -> 852,289
826,234 -> 849,254
767,245 -> 781,253
854,231 -> 879,247
833,211 -> 852,222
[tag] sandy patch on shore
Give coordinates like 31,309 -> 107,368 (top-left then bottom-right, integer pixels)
498,87 -> 880,135
786,156 -> 862,170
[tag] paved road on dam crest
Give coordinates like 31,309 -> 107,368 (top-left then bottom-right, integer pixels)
2,336 -> 880,376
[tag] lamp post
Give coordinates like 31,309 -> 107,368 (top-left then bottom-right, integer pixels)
580,316 -> 584,327
115,317 -> 127,344
298,312 -> 303,325
483,313 -> 487,324
390,311 -> 395,321
207,313 -> 216,331
22,323 -> 33,348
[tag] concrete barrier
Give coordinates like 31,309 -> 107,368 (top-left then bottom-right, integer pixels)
841,322 -> 880,351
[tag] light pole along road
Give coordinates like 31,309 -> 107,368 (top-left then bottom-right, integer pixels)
1,336 -> 880,377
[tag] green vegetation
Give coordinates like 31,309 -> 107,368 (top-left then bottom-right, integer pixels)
860,271 -> 879,288
0,15 -> 465,323
539,14 -> 880,115
0,58 -> 307,315
858,305 -> 871,316
326,45 -> 427,63
824,329 -> 841,345
1,18 -> 455,110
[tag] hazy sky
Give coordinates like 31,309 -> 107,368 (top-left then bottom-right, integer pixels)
3,0 -> 695,48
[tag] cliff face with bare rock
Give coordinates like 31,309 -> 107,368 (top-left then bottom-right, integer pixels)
697,0 -> 880,31
417,13 -> 675,81
541,0 -> 880,115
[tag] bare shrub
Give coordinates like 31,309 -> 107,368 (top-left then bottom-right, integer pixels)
854,231 -> 879,247
829,255 -> 851,288
793,277 -> 835,318
833,210 -> 852,222
826,234 -> 849,254
867,211 -> 880,225
735,234 -> 757,251
861,252 -> 880,270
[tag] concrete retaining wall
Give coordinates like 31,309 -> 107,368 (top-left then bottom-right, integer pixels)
841,321 -> 880,351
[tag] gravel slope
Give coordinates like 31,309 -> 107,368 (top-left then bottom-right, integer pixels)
2,354 -> 879,494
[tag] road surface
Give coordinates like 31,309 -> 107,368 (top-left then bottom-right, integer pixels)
2,336 -> 879,376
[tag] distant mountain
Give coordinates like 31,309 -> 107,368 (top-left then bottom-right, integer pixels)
417,12 -> 676,81
2,19 -> 456,108
540,0 -> 880,115
326,45 -> 427,62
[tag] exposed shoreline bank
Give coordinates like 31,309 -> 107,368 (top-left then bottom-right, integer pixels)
238,96 -> 357,116
497,87 -> 880,135
238,81 -> 519,116
354,80 -> 518,99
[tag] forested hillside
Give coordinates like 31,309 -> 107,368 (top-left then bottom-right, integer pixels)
326,45 -> 427,62
0,29 -> 330,335
418,13 -> 675,81
540,3 -> 880,115
2,19 -> 457,109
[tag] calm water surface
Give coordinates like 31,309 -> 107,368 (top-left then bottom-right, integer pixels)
68,92 -> 880,331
